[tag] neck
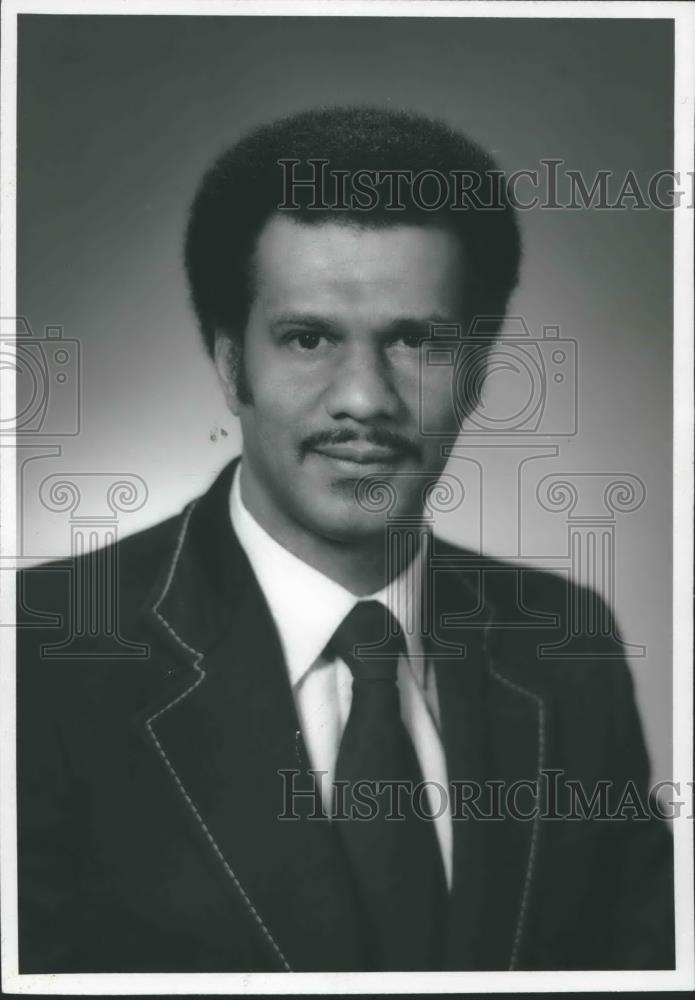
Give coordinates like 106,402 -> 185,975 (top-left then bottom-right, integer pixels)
281,532 -> 402,596
238,464 -> 425,596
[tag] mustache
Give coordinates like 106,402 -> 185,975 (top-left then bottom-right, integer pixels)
300,427 -> 422,461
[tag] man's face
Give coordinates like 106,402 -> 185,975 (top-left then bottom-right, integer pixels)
216,214 -> 467,545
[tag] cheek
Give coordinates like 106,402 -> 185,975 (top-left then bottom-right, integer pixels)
241,374 -> 327,474
244,346 -> 311,426
416,365 -> 459,434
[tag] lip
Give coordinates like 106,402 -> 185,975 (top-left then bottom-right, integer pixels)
311,443 -> 405,466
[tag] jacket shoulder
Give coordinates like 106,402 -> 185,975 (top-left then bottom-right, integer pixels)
433,536 -> 632,700
432,536 -> 578,613
18,509 -> 187,616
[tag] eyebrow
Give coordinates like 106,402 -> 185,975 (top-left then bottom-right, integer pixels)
268,313 -> 458,335
269,314 -> 334,333
381,316 -> 457,335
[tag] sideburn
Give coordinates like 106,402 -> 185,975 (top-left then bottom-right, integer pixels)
229,340 -> 254,406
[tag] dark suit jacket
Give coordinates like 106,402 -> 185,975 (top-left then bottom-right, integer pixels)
17,459 -> 674,973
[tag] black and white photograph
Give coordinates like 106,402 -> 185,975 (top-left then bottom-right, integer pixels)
1,0 -> 693,993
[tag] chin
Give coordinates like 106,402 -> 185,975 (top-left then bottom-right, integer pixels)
302,499 -> 391,546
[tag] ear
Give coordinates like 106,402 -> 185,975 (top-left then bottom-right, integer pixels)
213,331 -> 242,416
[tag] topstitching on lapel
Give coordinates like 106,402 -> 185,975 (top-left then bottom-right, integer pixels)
139,462 -> 370,972
431,552 -> 546,971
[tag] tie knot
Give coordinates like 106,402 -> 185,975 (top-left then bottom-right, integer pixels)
328,600 -> 406,682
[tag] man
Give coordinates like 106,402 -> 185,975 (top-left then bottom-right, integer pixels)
17,106 -> 674,973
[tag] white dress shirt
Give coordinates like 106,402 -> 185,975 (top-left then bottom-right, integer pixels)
230,464 -> 452,888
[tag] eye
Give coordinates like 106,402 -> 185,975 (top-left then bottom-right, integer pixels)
396,332 -> 426,350
288,331 -> 324,350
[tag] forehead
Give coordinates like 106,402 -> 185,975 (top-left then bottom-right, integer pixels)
251,214 -> 466,320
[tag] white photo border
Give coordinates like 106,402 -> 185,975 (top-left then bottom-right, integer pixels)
1,0 -> 693,993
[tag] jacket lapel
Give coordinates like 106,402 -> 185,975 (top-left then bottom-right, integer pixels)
140,460 -> 369,971
431,554 -> 546,970
137,462 -> 545,971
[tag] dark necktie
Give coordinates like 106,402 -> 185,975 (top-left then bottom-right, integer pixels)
328,600 -> 447,971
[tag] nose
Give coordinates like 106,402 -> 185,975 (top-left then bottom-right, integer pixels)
323,342 -> 402,423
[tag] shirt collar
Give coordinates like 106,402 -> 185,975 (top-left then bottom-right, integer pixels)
229,462 -> 423,689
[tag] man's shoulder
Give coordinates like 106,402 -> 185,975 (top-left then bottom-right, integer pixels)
432,536 -> 632,703
15,503 -> 204,729
16,500 -> 213,668
18,461 -> 239,614
432,535 -> 580,616
18,509 -> 187,610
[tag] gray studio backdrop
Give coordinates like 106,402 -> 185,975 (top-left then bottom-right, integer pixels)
15,16 -> 673,786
